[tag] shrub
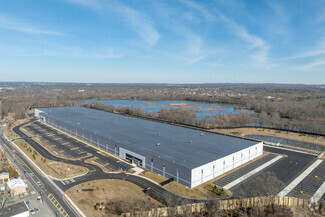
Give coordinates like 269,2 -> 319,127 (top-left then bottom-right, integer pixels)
9,168 -> 18,178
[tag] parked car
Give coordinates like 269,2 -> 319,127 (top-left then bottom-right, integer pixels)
30,210 -> 35,215
34,208 -> 39,213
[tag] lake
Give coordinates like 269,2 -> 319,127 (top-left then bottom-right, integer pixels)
83,99 -> 253,117
245,135 -> 324,151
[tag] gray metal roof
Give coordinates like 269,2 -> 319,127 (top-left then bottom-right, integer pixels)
38,107 -> 258,169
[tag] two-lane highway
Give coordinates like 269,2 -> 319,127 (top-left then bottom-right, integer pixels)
0,136 -> 78,217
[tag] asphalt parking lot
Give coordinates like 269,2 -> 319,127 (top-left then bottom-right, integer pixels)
95,155 -> 133,171
213,153 -> 279,188
287,161 -> 325,200
24,121 -> 133,172
25,123 -> 88,159
213,145 -> 323,200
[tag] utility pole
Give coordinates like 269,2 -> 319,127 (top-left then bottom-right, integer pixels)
1,187 -> 6,208
0,101 -> 2,120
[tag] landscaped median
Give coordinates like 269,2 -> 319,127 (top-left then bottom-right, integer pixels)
13,139 -> 88,180
5,121 -> 89,180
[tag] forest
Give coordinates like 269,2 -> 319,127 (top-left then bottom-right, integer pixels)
0,82 -> 325,134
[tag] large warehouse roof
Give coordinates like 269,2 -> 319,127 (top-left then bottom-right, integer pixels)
38,107 -> 259,169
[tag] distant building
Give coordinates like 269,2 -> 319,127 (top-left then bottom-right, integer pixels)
0,172 -> 9,184
7,178 -> 27,196
0,201 -> 29,217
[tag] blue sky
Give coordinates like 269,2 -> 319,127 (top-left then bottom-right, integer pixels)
0,0 -> 324,84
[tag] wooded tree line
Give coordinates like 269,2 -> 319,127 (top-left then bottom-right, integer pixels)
1,83 -> 325,134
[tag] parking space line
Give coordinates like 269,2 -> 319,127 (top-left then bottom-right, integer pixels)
278,159 -> 323,196
223,155 -> 283,189
310,181 -> 325,203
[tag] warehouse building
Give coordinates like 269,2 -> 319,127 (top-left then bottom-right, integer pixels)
7,178 -> 27,196
35,107 -> 263,188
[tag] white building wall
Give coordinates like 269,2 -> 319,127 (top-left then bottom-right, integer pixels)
34,109 -> 43,117
12,211 -> 29,217
119,147 -> 146,168
190,142 -> 263,188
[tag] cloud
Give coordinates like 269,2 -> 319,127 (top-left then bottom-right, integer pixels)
180,0 -> 269,64
0,15 -> 67,36
296,58 -> 325,71
0,42 -> 121,59
218,13 -> 269,63
114,4 -> 160,48
62,0 -> 160,47
62,0 -> 101,10
180,0 -> 215,21
287,37 -> 325,60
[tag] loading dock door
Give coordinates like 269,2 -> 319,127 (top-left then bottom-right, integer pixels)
126,153 -> 143,166
119,147 -> 146,168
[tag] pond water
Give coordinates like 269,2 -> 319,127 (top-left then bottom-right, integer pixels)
83,99 -> 253,117
245,135 -> 325,151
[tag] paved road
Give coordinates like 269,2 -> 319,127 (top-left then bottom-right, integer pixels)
0,136 -> 77,217
12,118 -> 203,206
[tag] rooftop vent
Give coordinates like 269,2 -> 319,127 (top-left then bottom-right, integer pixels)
200,133 -> 204,136
189,140 -> 192,143
158,132 -> 160,136
156,143 -> 160,146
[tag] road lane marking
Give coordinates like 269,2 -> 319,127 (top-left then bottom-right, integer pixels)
278,159 -> 323,196
310,181 -> 325,203
223,155 -> 283,189
48,194 -> 70,217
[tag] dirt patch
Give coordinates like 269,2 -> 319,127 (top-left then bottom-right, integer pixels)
210,128 -> 325,147
141,102 -> 157,106
213,106 -> 227,109
165,103 -> 203,109
164,181 -> 231,199
165,103 -> 188,107
47,161 -> 87,178
140,170 -> 168,184
66,179 -> 163,217
205,106 -> 227,111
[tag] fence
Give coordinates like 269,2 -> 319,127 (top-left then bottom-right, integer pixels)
124,196 -> 324,217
